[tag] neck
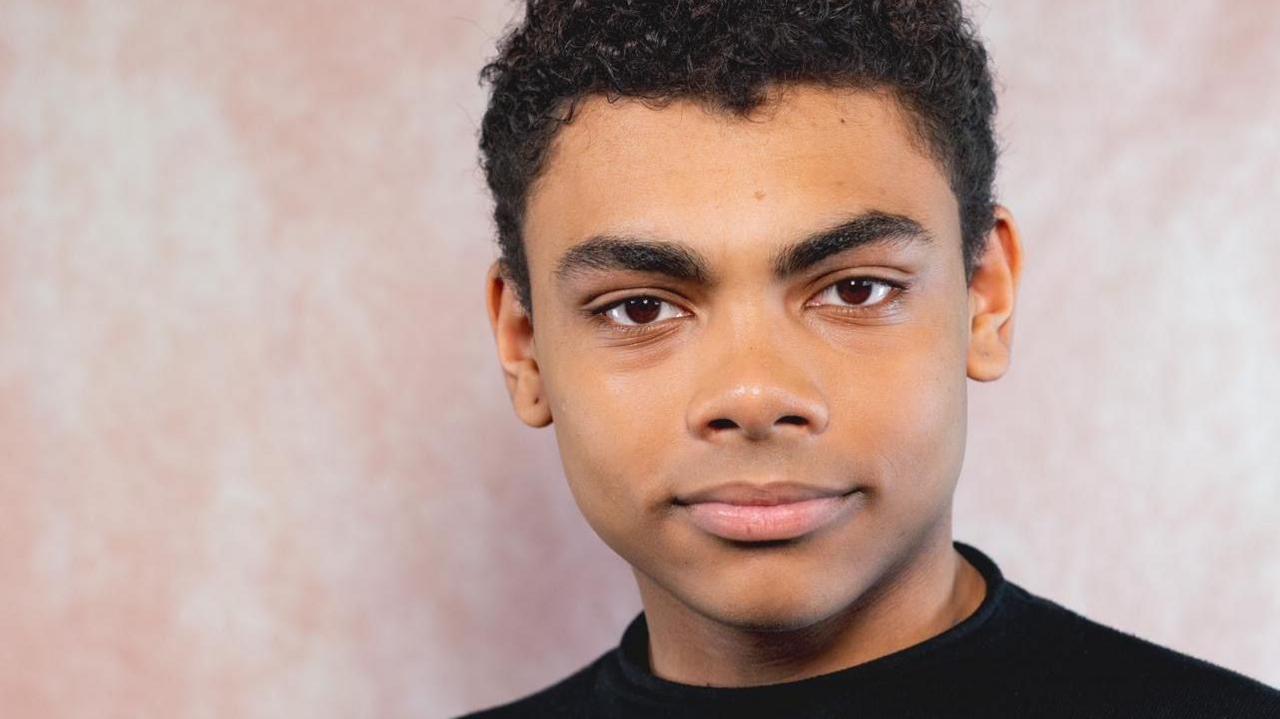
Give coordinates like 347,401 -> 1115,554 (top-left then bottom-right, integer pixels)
632,525 -> 986,687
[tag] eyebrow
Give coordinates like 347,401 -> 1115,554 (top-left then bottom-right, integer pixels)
553,211 -> 931,287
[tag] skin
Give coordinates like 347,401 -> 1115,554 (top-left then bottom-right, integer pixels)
485,84 -> 1023,687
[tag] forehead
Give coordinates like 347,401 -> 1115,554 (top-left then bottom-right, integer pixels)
523,85 -> 958,287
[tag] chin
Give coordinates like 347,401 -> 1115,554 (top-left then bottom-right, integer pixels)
703,599 -> 842,634
680,573 -> 852,633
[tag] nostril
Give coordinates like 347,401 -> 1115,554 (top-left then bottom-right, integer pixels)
778,415 -> 807,426
709,418 -> 737,430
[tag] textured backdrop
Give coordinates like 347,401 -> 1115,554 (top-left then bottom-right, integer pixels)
0,1 -> 1276,717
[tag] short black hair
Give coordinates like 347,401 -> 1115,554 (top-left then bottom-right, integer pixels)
478,0 -> 999,318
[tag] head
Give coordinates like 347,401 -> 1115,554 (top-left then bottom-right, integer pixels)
481,0 -> 1022,631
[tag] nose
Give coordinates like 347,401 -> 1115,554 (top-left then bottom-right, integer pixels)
685,320 -> 829,443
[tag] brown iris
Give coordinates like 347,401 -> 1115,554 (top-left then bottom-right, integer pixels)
619,297 -> 663,324
835,279 -> 876,306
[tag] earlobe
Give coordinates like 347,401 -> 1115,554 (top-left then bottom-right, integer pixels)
485,261 -> 553,427
966,206 -> 1024,382
511,366 -> 553,428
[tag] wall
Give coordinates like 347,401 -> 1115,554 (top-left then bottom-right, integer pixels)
0,1 -> 1275,716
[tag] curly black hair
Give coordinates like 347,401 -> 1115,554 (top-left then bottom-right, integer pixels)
478,0 -> 998,319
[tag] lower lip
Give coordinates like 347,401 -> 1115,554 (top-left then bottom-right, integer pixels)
682,494 -> 856,542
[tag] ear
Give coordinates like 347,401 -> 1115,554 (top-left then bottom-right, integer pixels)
967,206 -> 1024,382
485,260 -> 553,427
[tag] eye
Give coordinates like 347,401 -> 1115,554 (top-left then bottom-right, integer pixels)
594,296 -> 689,328
809,277 -> 901,310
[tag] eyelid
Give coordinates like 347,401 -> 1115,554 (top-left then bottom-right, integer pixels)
805,275 -> 907,309
586,289 -> 689,318
585,274 -> 908,335
583,292 -> 692,337
599,296 -> 690,326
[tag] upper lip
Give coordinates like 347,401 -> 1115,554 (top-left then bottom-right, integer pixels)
674,481 -> 855,506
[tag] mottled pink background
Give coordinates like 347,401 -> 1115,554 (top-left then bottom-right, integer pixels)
0,1 -> 1276,716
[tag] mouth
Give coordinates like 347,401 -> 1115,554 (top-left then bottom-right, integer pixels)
673,482 -> 862,542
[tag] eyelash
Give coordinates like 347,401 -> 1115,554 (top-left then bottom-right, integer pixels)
585,276 -> 910,338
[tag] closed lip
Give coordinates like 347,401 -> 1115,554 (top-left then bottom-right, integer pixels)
673,481 -> 856,506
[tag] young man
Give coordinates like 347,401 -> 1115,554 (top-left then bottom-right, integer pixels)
464,1 -> 1279,716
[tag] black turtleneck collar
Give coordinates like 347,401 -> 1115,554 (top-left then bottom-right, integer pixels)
598,541 -> 1005,710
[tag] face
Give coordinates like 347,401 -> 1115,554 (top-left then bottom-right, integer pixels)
488,85 -> 1019,631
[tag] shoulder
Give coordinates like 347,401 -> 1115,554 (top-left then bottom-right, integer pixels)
990,581 -> 1280,715
452,652 -> 605,719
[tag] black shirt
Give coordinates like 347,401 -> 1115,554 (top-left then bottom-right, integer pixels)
458,542 -> 1279,717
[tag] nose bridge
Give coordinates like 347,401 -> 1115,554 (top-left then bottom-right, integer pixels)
686,301 -> 829,442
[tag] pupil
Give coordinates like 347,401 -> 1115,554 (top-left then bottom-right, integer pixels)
625,298 -> 662,324
836,280 -> 873,305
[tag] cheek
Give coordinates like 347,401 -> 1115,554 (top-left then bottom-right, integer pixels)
852,316 -> 969,511
816,293 -> 968,471
544,361 -> 680,551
